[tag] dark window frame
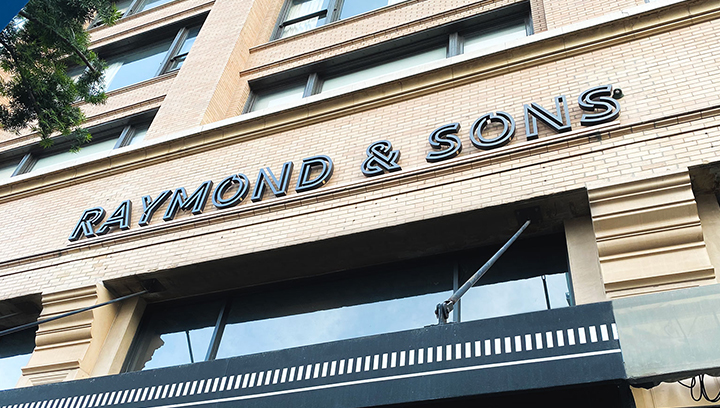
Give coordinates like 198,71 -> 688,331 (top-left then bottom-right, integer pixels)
248,3 -> 532,113
271,0 -> 337,40
92,19 -> 203,93
271,0 -> 418,40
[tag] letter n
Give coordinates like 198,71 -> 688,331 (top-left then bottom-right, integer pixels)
251,162 -> 294,202
523,95 -> 572,140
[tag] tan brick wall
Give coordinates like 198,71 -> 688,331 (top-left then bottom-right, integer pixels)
543,0 -> 644,30
145,0 -> 276,138
88,0 -> 214,48
245,0 -> 524,78
0,5 -> 718,299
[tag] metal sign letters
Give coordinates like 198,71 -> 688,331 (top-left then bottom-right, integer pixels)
69,85 -> 620,241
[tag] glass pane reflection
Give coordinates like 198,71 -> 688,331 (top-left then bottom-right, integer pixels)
463,21 -> 528,54
129,299 -> 222,371
0,328 -> 36,390
461,273 -> 570,322
127,234 -> 572,372
217,291 -> 452,359
0,354 -> 32,390
141,327 -> 215,370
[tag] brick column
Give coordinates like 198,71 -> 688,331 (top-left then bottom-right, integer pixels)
144,0 -> 281,139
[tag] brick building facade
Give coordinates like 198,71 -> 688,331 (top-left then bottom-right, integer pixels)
1,0 -> 720,406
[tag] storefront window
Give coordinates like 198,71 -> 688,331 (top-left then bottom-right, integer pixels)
126,233 -> 572,372
0,328 -> 36,391
127,300 -> 222,371
462,273 -> 570,322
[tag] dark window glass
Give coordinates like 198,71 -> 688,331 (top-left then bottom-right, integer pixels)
167,26 -> 201,71
0,328 -> 36,390
216,262 -> 454,359
126,299 -> 224,371
127,233 -> 571,371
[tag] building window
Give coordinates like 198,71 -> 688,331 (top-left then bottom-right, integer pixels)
90,0 -> 181,28
273,0 -> 408,39
0,117 -> 152,181
250,7 -> 531,112
321,46 -> 447,93
124,233 -> 571,372
460,19 -> 529,55
101,23 -> 201,92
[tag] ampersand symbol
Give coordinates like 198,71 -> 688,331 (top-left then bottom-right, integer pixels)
361,140 -> 402,177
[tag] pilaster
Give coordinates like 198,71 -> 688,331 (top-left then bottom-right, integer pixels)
588,171 -> 717,298
18,284 -> 117,386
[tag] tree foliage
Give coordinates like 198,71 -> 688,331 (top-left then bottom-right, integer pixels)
0,0 -> 120,150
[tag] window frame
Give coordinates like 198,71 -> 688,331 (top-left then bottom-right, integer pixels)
249,4 -> 532,113
89,0 -> 182,29
271,0 -> 337,40
272,0 -> 415,40
92,16 -> 204,92
0,112 -> 156,180
159,25 -> 202,74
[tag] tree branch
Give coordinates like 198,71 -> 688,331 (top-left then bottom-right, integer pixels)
17,10 -> 99,75
0,37 -> 43,117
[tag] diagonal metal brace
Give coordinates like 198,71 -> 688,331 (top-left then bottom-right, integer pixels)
435,220 -> 531,324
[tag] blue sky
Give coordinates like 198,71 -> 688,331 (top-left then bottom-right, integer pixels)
1,0 -> 29,31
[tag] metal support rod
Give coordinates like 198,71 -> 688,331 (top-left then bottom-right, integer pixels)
186,330 -> 195,364
0,290 -> 148,338
436,220 -> 531,324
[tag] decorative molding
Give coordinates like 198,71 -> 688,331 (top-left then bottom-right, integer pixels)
588,171 -> 717,297
19,285 -> 118,386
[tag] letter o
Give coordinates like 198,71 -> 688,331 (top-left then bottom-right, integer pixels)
469,111 -> 516,150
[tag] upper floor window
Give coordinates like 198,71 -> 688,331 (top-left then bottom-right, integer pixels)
90,0 -> 181,28
123,233 -> 571,372
101,23 -> 201,92
0,115 -> 153,182
249,6 -> 531,112
273,0 -> 407,39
